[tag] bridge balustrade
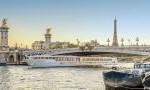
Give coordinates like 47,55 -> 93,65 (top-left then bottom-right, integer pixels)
22,46 -> 150,56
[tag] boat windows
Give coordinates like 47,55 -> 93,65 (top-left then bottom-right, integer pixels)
33,57 -> 35,59
41,57 -> 44,59
70,58 -> 73,61
45,57 -> 48,59
134,64 -> 141,69
55,57 -> 58,61
145,64 -> 150,68
134,64 -> 150,69
77,58 -> 80,61
34,57 -> 36,59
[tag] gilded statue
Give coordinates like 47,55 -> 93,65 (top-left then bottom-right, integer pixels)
46,28 -> 51,34
2,18 -> 7,26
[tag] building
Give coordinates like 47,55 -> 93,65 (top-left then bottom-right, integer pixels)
32,28 -> 52,50
32,28 -> 69,50
0,19 -> 21,65
0,19 -> 9,50
51,41 -> 69,49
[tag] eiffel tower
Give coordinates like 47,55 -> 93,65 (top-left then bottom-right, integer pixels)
112,17 -> 118,46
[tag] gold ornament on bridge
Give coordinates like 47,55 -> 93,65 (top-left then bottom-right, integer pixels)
46,28 -> 51,34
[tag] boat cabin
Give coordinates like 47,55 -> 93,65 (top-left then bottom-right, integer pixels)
134,62 -> 150,72
134,63 -> 150,69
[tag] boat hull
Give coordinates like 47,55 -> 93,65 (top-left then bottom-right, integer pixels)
25,59 -> 86,68
103,71 -> 143,90
105,84 -> 144,90
24,58 -> 117,68
143,75 -> 150,88
0,63 -> 6,66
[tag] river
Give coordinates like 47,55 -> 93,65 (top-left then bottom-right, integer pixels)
0,66 -> 107,90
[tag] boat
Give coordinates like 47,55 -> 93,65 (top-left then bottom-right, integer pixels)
103,71 -> 143,90
142,63 -> 150,89
24,54 -> 118,68
142,72 -> 150,89
103,62 -> 150,90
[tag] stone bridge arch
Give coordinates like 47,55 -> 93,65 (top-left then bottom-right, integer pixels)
9,55 -> 14,63
8,51 -> 19,64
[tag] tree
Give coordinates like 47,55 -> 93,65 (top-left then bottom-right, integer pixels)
68,43 -> 78,48
85,42 -> 94,51
93,39 -> 98,46
53,44 -> 63,49
79,45 -> 85,51
87,45 -> 94,51
90,39 -> 99,46
76,38 -> 80,46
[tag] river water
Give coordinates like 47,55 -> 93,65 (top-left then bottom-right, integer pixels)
0,66 -> 107,90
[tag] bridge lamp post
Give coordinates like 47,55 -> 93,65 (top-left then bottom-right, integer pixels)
40,41 -> 44,50
107,38 -> 110,46
94,39 -> 98,46
76,38 -> 80,47
128,39 -> 130,47
136,37 -> 139,46
121,38 -> 124,46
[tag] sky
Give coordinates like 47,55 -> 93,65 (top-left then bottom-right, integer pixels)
0,0 -> 150,48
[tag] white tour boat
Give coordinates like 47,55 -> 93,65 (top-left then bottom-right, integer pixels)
24,55 -> 118,68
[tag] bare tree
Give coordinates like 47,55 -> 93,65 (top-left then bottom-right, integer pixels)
85,42 -> 94,51
76,38 -> 80,46
79,45 -> 85,51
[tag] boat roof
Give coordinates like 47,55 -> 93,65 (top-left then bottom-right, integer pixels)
28,54 -> 117,59
134,62 -> 150,65
30,55 -> 78,57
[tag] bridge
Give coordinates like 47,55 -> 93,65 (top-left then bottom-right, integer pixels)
22,45 -> 150,56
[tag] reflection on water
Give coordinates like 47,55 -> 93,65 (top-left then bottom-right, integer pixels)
0,66 -> 105,90
0,66 -> 11,90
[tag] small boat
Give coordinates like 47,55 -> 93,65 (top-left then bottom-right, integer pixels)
141,62 -> 150,89
24,54 -> 118,68
103,71 -> 143,90
103,62 -> 150,90
142,71 -> 150,89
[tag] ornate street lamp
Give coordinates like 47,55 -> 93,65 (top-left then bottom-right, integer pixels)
121,38 -> 124,46
107,38 -> 110,46
76,38 -> 80,46
128,39 -> 130,46
136,37 -> 139,46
